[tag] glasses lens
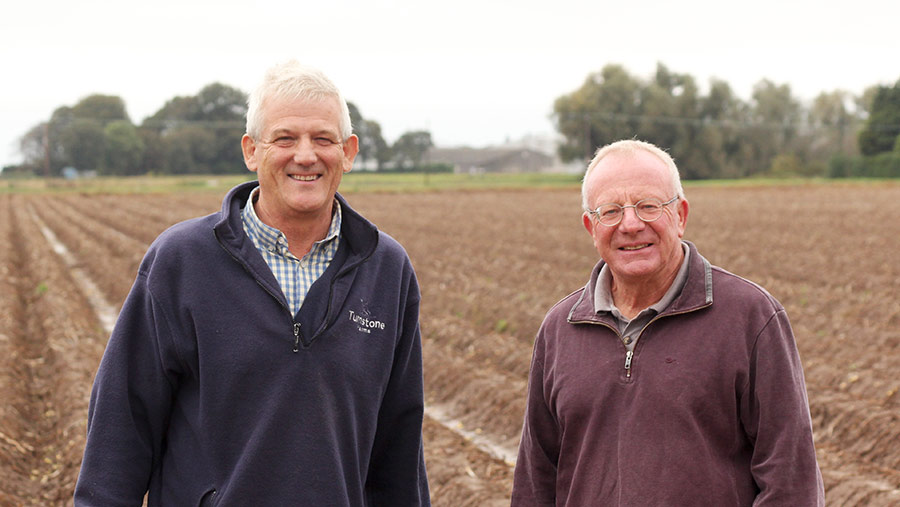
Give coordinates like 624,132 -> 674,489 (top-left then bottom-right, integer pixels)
635,199 -> 663,221
597,204 -> 623,225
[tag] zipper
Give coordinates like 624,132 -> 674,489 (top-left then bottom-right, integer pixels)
292,323 -> 301,353
621,304 -> 713,380
216,216 -> 380,353
573,303 -> 713,381
216,230 -> 300,352
570,319 -> 635,379
568,260 -> 715,382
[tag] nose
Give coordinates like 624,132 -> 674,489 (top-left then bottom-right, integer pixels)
617,206 -> 646,232
292,138 -> 317,166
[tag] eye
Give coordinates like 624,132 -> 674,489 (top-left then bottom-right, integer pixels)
599,205 -> 621,217
315,137 -> 338,146
272,136 -> 295,147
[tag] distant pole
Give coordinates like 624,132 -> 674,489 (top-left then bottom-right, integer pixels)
584,113 -> 592,160
43,123 -> 51,177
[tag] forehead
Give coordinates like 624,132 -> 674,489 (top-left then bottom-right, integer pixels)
260,96 -> 342,134
586,150 -> 671,202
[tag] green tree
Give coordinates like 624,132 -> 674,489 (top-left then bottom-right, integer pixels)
640,64 -> 715,179
768,153 -> 803,177
639,64 -> 697,150
695,79 -> 748,178
19,106 -> 77,175
163,125 -> 217,174
196,83 -> 247,121
143,96 -> 200,131
137,128 -> 166,173
19,96 -> 130,175
46,106 -> 76,172
196,83 -> 247,173
391,130 -> 433,169
348,102 -> 390,170
553,64 -> 643,162
144,83 -> 247,173
808,90 -> 858,161
741,79 -> 803,176
858,79 -> 900,155
71,94 -> 130,125
60,119 -> 106,171
103,121 -> 145,175
18,123 -> 50,175
348,102 -> 364,133
363,120 -> 391,170
553,63 -> 748,178
856,85 -> 879,118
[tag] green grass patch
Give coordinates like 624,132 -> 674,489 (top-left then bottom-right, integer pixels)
0,172 -> 584,195
340,171 -> 583,193
2,172 -> 895,195
0,174 -> 256,194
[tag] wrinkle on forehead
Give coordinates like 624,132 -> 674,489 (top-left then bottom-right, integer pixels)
586,151 -> 673,206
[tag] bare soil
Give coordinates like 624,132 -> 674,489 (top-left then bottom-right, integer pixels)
1,182 -> 898,505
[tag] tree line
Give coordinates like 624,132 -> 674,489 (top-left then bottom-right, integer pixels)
553,63 -> 900,179
9,63 -> 900,178
11,83 -> 437,177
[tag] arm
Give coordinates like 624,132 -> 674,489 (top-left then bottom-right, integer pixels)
74,273 -> 180,506
510,330 -> 559,507
365,285 -> 430,506
742,310 -> 825,506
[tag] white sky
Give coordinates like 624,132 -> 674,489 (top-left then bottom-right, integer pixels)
2,0 -> 898,168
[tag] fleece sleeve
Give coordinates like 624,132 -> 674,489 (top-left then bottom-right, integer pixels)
742,309 -> 825,506
364,274 -> 430,506
510,329 -> 559,507
74,272 -> 182,506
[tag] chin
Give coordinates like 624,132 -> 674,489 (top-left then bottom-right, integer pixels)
614,260 -> 661,277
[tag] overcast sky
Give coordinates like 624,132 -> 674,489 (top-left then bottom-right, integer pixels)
2,0 -> 898,169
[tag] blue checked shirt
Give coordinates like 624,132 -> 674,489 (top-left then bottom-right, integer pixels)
242,188 -> 341,315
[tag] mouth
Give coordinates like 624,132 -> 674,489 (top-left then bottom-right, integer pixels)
289,174 -> 320,182
619,243 -> 652,251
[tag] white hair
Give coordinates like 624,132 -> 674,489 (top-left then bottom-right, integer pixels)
245,60 -> 352,140
581,139 -> 685,210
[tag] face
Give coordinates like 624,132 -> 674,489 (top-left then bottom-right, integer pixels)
241,96 -> 358,227
582,150 -> 689,289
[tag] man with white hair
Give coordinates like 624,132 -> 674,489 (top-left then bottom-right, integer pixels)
75,61 -> 430,506
511,139 -> 824,506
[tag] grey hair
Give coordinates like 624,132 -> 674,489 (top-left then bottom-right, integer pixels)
245,60 -> 353,140
581,139 -> 685,210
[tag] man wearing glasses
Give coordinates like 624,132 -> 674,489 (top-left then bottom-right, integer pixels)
511,139 -> 824,506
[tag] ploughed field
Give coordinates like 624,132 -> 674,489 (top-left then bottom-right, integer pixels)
1,183 -> 898,506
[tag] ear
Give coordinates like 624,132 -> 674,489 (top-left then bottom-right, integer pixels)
342,134 -> 359,173
675,197 -> 689,237
241,134 -> 259,173
582,212 -> 595,234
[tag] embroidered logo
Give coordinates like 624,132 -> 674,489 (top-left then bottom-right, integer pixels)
349,299 -> 385,334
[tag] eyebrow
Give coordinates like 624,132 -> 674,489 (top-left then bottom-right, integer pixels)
267,127 -> 341,140
268,128 -> 293,138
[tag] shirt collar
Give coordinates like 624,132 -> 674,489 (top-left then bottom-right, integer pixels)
242,187 -> 342,256
593,242 -> 691,316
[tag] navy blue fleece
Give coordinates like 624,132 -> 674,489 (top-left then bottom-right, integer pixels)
75,182 -> 430,506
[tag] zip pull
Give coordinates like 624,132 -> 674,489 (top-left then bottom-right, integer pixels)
624,350 -> 633,378
292,323 -> 301,353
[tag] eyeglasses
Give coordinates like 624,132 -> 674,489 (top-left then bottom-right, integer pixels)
586,196 -> 679,226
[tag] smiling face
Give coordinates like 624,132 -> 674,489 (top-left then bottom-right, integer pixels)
241,96 -> 358,230
582,149 -> 689,291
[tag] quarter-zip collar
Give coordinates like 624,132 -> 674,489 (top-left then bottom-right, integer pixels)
568,240 -> 713,325
213,181 -> 380,347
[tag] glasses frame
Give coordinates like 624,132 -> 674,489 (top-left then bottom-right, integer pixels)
586,195 -> 679,227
